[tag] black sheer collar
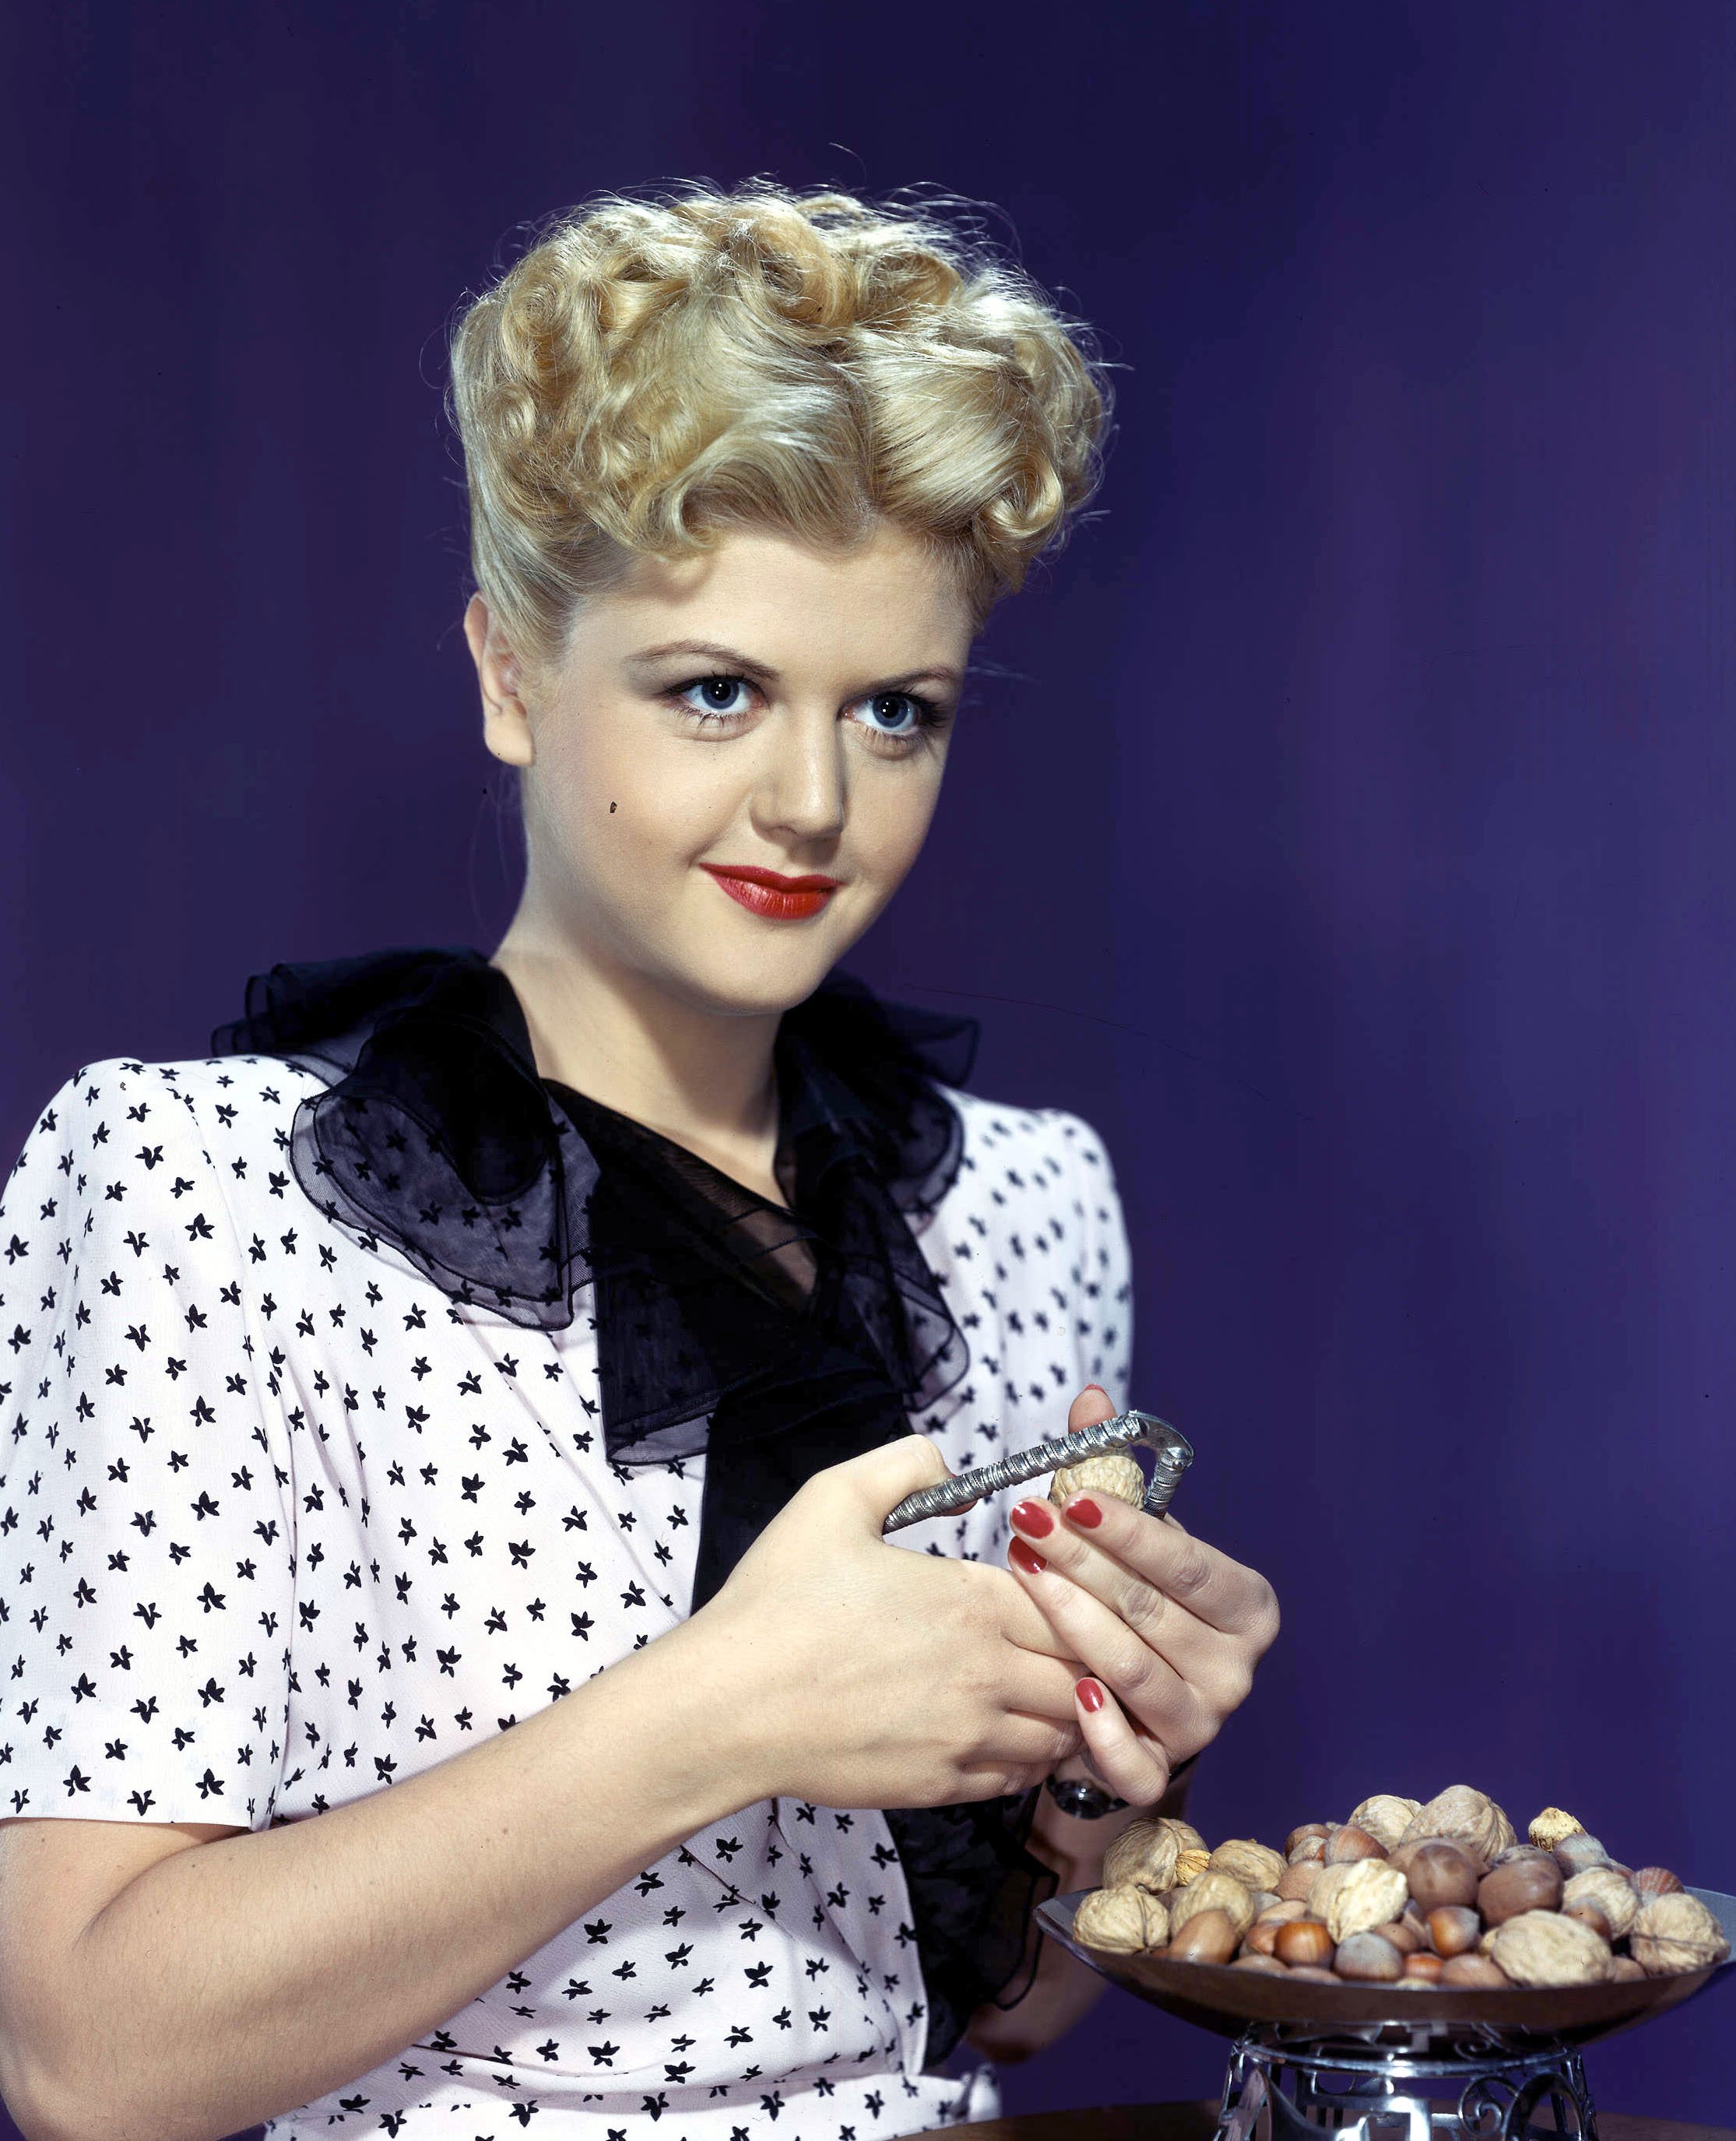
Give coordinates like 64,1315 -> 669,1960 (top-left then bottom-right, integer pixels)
210,946 -> 981,1462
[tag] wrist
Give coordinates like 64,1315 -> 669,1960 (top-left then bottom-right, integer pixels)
637,1608 -> 782,1819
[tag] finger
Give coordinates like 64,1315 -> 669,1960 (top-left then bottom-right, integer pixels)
1007,1500 -> 1246,1696
997,1645 -> 1098,1723
826,1432 -> 955,1529
1046,1493 -> 1281,1650
1074,1677 -> 1174,1806
990,1709 -> 1085,1772
1007,1545 -> 1224,1754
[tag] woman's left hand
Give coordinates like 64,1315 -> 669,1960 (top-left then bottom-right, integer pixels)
1006,1386 -> 1281,1806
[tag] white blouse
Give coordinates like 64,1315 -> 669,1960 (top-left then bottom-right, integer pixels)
0,1046 -> 1132,2140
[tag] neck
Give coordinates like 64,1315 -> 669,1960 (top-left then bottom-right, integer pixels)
489,916 -> 785,1179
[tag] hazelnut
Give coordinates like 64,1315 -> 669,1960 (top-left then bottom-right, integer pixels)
1608,1955 -> 1646,1982
1174,1847 -> 1214,1887
1348,1795 -> 1422,1851
1528,1807 -> 1586,1851
1402,1842 -> 1481,1913
1377,1918 -> 1423,1955
1398,1787 -> 1506,1865
1211,1839 -> 1286,1892
1403,1952 -> 1446,1985
1335,1932 -> 1404,1982
1232,1952 -> 1289,1974
1631,1867 -> 1685,1900
1274,1920 -> 1335,1968
1426,1906 -> 1482,1957
1322,1861 -> 1410,1943
1490,1909 -> 1612,1988
1102,1818 -> 1180,1894
1288,1833 -> 1329,1866
1073,1883 -> 1171,1953
1277,1862 -> 1322,1904
1323,1823 -> 1388,1865
1172,1870 -> 1257,1942
1255,1898 -> 1311,1926
1286,1822 -> 1332,1857
1629,1893 -> 1731,1974
1553,1832 -> 1613,1879
1478,1858 -> 1565,1925
1168,1907 -> 1239,1965
1488,1844 -> 1556,1871
1051,1451 -> 1146,1509
1442,1953 -> 1510,1988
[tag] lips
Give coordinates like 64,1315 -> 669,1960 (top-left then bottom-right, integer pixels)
702,865 -> 839,921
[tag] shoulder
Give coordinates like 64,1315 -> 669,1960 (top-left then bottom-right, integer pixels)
940,1085 -> 1116,1176
5,1051 -> 326,1211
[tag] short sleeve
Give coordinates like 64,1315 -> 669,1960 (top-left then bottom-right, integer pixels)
0,1060 -> 297,1827
1060,1113 -> 1135,1412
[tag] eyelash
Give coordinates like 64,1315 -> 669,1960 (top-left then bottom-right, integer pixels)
664,673 -> 951,747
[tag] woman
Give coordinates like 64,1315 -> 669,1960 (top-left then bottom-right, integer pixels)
0,184 -> 1279,2141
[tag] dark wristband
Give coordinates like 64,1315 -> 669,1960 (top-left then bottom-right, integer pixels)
1042,1748 -> 1198,1819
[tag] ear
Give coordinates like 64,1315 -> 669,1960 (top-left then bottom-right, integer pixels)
463,594 -> 536,768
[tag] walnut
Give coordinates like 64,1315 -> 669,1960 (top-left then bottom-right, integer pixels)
1562,1866 -> 1637,1940
1489,1909 -> 1611,1987
1348,1796 -> 1421,1851
1072,1883 -> 1171,1953
1321,1859 -> 1409,1943
1528,1807 -> 1586,1851
1158,1818 -> 1207,1858
1102,1818 -> 1180,1894
1174,1846 -> 1214,1886
1397,1786 -> 1505,1864
1050,1453 -> 1146,1508
1629,1892 -> 1731,1974
1170,1869 -> 1257,1942
1209,1839 -> 1286,1892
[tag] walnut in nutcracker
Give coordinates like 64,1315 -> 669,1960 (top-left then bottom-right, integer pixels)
1049,1450 -> 1147,1510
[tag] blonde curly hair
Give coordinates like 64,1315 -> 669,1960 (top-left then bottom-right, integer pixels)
448,180 -> 1113,670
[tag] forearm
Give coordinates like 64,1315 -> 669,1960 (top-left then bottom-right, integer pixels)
964,1764 -> 1197,2064
27,1616 -> 760,2141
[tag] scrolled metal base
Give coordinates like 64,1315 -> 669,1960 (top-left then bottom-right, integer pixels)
1213,2025 -> 1598,2141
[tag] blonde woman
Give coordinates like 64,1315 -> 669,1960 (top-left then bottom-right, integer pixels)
0,184 -> 1279,2141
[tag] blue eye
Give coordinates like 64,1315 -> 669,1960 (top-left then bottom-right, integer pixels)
678,677 -> 754,719
859,692 -> 925,736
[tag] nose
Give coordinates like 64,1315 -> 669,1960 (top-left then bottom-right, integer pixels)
750,705 -> 847,849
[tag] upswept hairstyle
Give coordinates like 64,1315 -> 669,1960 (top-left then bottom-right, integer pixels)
448,180 -> 1113,669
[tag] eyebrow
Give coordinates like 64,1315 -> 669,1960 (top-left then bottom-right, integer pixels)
625,638 -> 964,693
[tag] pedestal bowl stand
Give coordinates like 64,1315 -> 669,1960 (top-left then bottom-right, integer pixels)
1035,1888 -> 1736,2141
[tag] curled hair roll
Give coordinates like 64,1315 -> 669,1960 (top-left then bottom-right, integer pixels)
448,179 -> 1114,666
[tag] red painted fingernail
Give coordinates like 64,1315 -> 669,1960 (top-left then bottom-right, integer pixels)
1086,1383 -> 1107,1394
1009,1535 -> 1049,1576
1010,1499 -> 1056,1538
1065,1496 -> 1104,1528
1077,1678 -> 1105,1712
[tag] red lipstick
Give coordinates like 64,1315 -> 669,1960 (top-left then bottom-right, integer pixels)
702,864 -> 839,921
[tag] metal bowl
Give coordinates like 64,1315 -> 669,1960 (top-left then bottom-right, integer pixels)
1035,1886 -> 1736,2054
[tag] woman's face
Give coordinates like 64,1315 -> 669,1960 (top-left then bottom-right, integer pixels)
469,522 -> 972,1018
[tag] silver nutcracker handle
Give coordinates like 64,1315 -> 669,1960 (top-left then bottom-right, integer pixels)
880,1408 -> 1193,1534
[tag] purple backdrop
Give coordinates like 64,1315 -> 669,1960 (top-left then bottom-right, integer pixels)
3,2 -> 1732,2132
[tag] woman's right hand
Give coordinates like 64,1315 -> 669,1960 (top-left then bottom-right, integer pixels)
691,1434 -> 1087,1809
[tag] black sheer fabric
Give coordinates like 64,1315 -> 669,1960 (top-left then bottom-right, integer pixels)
211,945 -> 1058,2065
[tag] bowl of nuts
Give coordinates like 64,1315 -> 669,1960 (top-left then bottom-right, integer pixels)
1036,1787 -> 1734,2049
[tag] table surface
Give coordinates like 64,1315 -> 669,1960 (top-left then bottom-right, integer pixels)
938,2103 -> 1735,2141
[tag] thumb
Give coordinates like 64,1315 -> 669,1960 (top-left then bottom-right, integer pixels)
826,1433 -> 962,1527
